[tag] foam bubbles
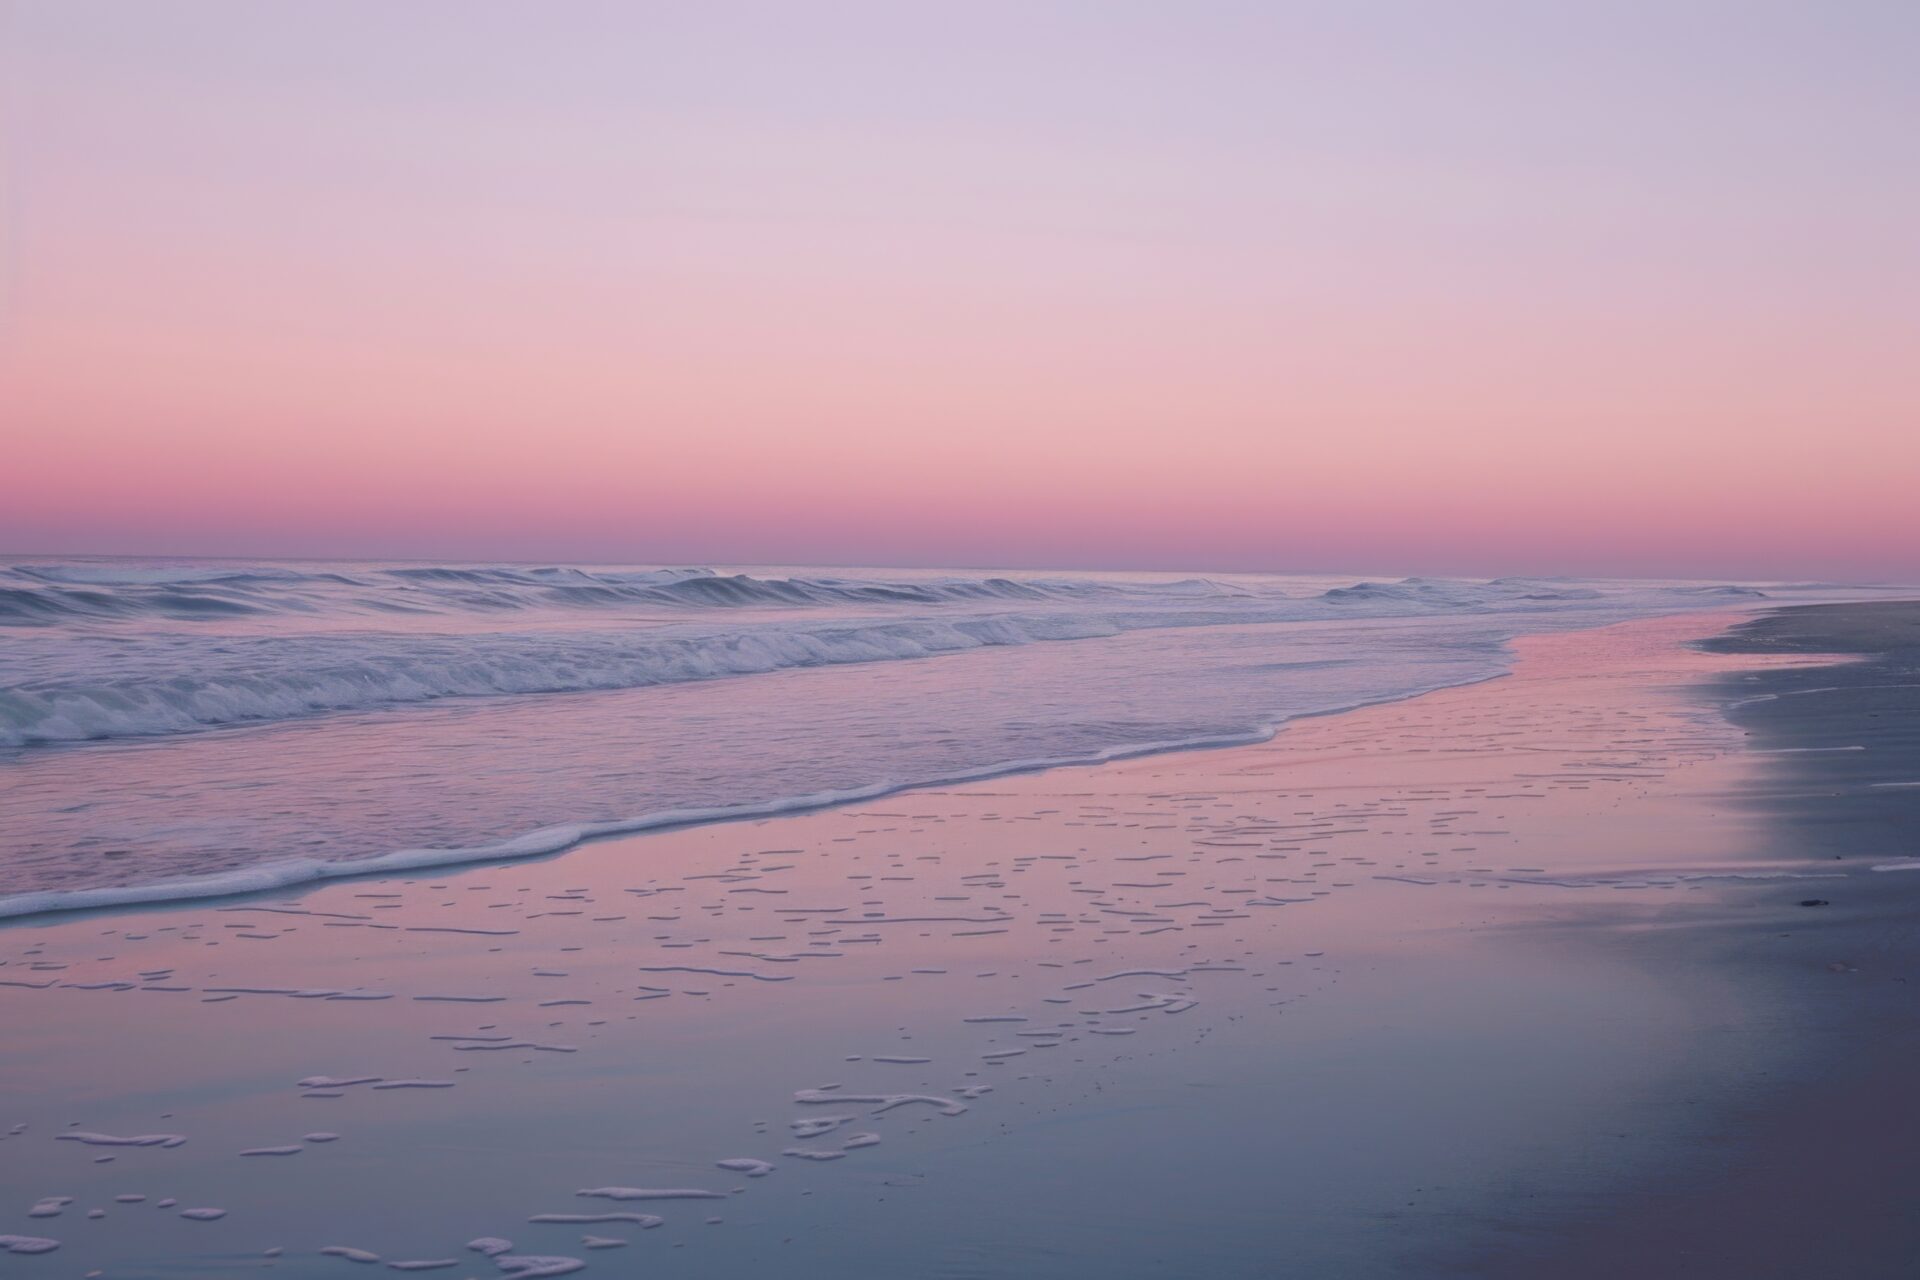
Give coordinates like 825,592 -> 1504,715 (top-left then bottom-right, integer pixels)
576,1187 -> 726,1201
495,1256 -> 586,1277
716,1158 -> 774,1177
0,1235 -> 60,1255
54,1132 -> 185,1148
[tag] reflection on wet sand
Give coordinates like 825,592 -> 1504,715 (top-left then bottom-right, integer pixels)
0,614 -> 1836,1277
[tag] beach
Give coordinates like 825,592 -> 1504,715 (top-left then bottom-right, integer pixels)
10,3 -> 1915,1271
1474,601 -> 1920,1277
2,602 -> 1915,1276
11,5 -> 1912,1271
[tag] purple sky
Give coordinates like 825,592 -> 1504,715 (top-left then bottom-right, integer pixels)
3,1 -> 1916,578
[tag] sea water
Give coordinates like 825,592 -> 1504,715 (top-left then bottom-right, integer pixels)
0,557 -> 1882,915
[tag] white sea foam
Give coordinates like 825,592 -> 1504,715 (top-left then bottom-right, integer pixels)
793,1089 -> 968,1115
299,1076 -> 381,1089
0,1235 -> 60,1255
575,1187 -> 727,1201
0,612 -> 1138,746
494,1257 -> 585,1278
789,1116 -> 852,1139
54,1132 -> 186,1148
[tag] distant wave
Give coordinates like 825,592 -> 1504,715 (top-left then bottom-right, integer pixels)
1674,584 -> 1770,598
0,560 -> 1750,630
0,563 -> 1257,626
1321,576 -> 1607,605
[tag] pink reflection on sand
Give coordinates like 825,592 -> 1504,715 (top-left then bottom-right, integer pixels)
0,612 -> 1840,1270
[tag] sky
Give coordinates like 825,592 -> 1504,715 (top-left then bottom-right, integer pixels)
2,1 -> 1916,580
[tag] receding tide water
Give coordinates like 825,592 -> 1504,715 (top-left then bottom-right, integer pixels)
0,562 -> 1900,1276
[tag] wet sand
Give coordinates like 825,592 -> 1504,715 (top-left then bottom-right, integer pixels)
1471,601 -> 1920,1278
1,608 -> 1911,1277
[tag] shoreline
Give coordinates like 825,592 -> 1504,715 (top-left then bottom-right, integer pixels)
2,662 -> 1524,923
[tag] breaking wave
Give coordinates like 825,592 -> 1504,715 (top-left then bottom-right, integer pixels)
3,612 -> 1140,746
0,562 -> 1257,627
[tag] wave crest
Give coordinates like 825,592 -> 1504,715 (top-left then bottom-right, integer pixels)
0,562 -> 1261,626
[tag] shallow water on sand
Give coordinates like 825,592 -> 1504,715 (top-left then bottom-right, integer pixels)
0,615 -> 1840,1277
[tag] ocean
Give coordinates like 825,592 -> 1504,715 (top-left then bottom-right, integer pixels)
0,557 -> 1875,917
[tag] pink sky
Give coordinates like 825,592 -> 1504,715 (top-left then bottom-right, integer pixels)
3,2 -> 1916,579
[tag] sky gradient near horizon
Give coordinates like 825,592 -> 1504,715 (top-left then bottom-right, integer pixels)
3,1 -> 1916,579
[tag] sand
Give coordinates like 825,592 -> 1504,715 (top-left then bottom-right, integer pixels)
1,605 -> 1915,1276
1467,601 -> 1920,1278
